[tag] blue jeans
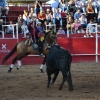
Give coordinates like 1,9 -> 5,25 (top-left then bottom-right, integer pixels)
98,18 -> 100,24
93,5 -> 98,13
61,7 -> 68,12
53,18 -> 62,27
34,7 -> 42,15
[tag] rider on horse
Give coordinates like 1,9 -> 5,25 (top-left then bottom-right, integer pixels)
28,20 -> 45,55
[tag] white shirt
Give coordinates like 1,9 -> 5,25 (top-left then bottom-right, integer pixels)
79,17 -> 87,24
8,26 -> 14,33
46,0 -> 60,8
21,25 -> 29,34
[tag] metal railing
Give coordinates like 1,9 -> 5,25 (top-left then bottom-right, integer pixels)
2,23 -> 18,38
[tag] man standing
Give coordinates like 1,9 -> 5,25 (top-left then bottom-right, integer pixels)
0,0 -> 9,17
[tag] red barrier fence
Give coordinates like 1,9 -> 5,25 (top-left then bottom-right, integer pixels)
0,36 -> 100,65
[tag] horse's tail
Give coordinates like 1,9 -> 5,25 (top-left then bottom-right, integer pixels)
2,43 -> 18,65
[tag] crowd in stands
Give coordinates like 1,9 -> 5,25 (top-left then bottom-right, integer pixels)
1,0 -> 100,37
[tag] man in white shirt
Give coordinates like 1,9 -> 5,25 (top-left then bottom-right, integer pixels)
53,8 -> 62,27
46,0 -> 60,12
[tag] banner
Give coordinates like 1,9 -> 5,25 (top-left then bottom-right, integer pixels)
0,39 -> 18,65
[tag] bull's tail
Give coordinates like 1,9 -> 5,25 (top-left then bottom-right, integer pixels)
2,43 -> 18,64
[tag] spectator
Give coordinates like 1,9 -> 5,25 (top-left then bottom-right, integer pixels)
77,25 -> 85,33
6,21 -> 14,34
71,18 -> 82,33
21,21 -> 29,37
98,11 -> 100,25
74,9 -> 82,19
96,0 -> 100,11
75,0 -> 85,13
45,9 -> 53,24
46,0 -> 60,11
34,0 -> 42,15
0,0 -> 9,17
23,10 -> 30,25
79,13 -> 87,28
86,3 -> 94,20
29,7 -> 37,19
53,8 -> 62,27
85,19 -> 95,37
57,26 -> 65,34
66,15 -> 74,34
68,0 -> 76,15
88,0 -> 98,13
38,10 -> 46,25
18,21 -> 23,34
59,0 -> 68,12
97,25 -> 100,33
37,21 -> 44,33
18,14 -> 24,23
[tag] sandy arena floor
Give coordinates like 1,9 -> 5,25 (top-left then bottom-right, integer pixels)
0,62 -> 100,100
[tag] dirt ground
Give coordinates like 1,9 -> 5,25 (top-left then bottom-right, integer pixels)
0,62 -> 100,100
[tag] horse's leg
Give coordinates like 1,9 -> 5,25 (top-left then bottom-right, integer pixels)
17,60 -> 22,70
51,70 -> 59,85
8,56 -> 18,72
40,56 -> 46,73
17,55 -> 24,70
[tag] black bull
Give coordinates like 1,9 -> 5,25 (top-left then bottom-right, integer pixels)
46,45 -> 73,91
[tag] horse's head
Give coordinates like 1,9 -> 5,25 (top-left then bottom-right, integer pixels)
44,30 -> 57,45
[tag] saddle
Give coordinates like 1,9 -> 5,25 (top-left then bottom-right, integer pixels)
25,39 -> 32,46
25,39 -> 39,50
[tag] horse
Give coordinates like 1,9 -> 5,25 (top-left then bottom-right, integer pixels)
2,30 -> 57,73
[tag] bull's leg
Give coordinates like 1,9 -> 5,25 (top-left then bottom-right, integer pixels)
8,56 -> 17,72
46,69 -> 51,88
40,56 -> 46,73
59,78 -> 66,90
67,71 -> 73,91
59,70 -> 67,90
51,70 -> 59,85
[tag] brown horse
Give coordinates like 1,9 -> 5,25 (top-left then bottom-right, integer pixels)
2,30 -> 57,72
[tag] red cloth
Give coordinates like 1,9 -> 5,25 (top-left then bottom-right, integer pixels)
61,12 -> 66,17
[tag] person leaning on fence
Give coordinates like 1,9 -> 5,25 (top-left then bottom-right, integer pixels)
5,21 -> 14,34
84,19 -> 95,37
0,0 -> 9,17
57,26 -> 65,34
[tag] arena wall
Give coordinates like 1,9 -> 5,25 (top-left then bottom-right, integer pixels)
0,34 -> 100,65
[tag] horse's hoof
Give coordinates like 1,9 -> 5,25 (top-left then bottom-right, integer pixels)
8,70 -> 11,73
40,69 -> 44,73
17,68 -> 19,70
